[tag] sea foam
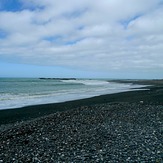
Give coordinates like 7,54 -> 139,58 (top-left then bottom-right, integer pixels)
0,78 -> 145,110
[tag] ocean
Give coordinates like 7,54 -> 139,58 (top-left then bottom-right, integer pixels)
0,78 -> 143,110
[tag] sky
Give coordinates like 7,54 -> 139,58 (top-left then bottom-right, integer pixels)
0,0 -> 163,79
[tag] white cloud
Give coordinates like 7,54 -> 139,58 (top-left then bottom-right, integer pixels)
0,0 -> 163,77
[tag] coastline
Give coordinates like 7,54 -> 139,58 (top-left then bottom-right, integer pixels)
0,80 -> 162,125
0,80 -> 162,162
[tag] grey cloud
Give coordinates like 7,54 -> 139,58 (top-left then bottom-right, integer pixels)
0,0 -> 163,76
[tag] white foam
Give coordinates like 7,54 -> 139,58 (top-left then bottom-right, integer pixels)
62,79 -> 109,85
0,80 -> 146,110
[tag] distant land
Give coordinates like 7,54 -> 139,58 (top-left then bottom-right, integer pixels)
39,78 -> 77,80
109,79 -> 163,85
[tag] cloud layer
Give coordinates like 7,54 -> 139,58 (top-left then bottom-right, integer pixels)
0,0 -> 163,75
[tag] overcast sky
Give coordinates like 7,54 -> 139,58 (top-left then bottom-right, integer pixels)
0,0 -> 163,79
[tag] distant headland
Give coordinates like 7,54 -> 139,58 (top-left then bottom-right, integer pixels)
39,78 -> 77,80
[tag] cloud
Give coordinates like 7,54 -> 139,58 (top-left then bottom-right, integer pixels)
0,0 -> 163,76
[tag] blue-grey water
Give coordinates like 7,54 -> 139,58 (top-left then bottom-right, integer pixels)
0,78 -> 143,110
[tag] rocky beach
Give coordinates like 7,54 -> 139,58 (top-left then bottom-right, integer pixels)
0,80 -> 163,162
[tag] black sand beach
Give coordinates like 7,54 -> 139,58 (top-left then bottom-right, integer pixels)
0,80 -> 163,162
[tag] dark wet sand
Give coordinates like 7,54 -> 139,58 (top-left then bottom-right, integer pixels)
0,80 -> 163,125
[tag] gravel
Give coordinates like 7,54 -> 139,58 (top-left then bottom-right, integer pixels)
0,102 -> 162,162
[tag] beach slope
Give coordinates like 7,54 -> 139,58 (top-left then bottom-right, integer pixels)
0,80 -> 162,162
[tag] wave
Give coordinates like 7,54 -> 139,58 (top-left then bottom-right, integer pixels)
61,79 -> 109,85
0,78 -> 146,110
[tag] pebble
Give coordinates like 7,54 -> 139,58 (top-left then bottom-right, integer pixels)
0,102 -> 162,162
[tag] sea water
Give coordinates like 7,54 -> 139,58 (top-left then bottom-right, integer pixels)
0,78 -> 143,110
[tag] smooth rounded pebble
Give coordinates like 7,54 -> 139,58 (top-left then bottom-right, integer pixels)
0,102 -> 162,162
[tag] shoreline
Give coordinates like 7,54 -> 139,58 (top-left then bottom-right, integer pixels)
0,80 -> 162,162
0,79 -> 146,111
0,81 -> 162,125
